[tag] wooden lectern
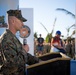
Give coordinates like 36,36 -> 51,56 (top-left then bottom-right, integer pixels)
26,52 -> 71,75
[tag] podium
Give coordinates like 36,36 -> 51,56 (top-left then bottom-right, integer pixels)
26,52 -> 71,75
37,52 -> 62,61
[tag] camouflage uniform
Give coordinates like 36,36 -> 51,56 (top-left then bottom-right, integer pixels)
0,29 -> 39,75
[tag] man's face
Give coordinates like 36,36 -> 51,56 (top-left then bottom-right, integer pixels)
56,34 -> 61,37
14,17 -> 24,31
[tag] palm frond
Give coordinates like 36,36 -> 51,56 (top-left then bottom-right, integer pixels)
69,24 -> 75,29
39,22 -> 49,34
56,8 -> 75,18
51,17 -> 57,34
70,30 -> 75,37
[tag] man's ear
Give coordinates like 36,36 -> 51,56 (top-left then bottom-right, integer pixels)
12,17 -> 15,24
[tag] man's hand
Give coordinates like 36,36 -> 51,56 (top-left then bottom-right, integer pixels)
22,44 -> 29,53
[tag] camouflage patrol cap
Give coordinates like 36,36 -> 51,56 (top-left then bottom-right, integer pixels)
7,9 -> 27,22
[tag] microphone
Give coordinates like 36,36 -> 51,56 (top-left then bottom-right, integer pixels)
23,38 -> 27,45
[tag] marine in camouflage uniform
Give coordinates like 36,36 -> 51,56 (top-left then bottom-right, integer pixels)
0,10 -> 39,75
0,29 -> 39,75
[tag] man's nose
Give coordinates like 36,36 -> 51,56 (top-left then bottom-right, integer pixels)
22,22 -> 24,26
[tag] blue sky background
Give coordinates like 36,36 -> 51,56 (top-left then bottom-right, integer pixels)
19,0 -> 76,39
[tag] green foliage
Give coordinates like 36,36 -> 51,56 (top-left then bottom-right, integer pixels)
45,33 -> 52,43
34,32 -> 38,38
0,16 -> 5,24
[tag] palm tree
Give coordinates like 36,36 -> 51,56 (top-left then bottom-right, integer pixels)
56,8 -> 75,36
39,22 -> 51,43
66,24 -> 75,37
56,8 -> 75,18
39,18 -> 57,43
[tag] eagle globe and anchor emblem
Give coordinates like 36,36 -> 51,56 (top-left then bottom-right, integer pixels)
20,25 -> 31,45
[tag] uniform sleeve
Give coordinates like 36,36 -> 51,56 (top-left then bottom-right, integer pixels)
26,53 -> 40,65
1,40 -> 19,74
0,44 -> 3,66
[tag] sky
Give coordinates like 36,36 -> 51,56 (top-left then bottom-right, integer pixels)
19,0 -> 76,39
